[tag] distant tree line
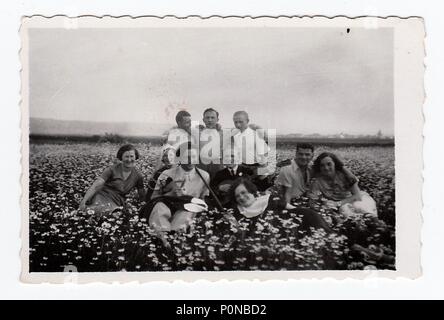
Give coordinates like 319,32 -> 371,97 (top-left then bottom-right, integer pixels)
30,133 -> 394,147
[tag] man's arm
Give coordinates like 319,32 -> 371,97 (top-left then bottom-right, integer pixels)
151,175 -> 175,199
283,186 -> 293,204
200,174 -> 211,199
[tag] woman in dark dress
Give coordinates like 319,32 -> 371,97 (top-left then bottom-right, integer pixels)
78,144 -> 145,215
228,178 -> 331,233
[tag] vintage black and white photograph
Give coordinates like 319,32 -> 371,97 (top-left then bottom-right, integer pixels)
20,16 -> 423,281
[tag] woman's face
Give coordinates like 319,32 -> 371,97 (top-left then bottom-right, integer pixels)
234,184 -> 256,208
320,156 -> 336,177
121,150 -> 137,168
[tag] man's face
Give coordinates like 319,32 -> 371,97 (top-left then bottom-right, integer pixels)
178,116 -> 192,131
233,114 -> 249,131
179,148 -> 197,171
295,148 -> 314,167
203,111 -> 219,129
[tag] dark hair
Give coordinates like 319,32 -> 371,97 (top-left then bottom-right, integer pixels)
203,108 -> 219,118
312,152 -> 344,174
296,143 -> 315,153
116,144 -> 140,161
175,110 -> 191,126
229,177 -> 258,205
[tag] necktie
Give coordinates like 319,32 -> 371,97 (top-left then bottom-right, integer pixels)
303,169 -> 308,185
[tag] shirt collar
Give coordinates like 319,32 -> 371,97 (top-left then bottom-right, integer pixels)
292,159 -> 311,173
242,127 -> 253,134
179,166 -> 195,176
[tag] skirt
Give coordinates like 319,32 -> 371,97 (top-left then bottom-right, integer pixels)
339,191 -> 378,218
87,192 -> 122,216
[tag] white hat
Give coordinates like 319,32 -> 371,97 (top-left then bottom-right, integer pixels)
183,198 -> 208,213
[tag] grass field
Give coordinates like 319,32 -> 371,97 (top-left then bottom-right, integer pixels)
28,142 -> 395,272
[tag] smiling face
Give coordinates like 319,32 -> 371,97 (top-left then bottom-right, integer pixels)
233,113 -> 249,131
121,150 -> 137,169
295,148 -> 314,168
320,156 -> 336,177
203,110 -> 219,129
234,184 -> 256,208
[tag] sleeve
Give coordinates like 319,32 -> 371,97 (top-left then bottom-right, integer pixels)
136,174 -> 144,189
275,167 -> 292,188
255,132 -> 270,164
210,171 -> 223,190
341,168 -> 359,188
154,172 -> 169,191
166,128 -> 187,150
245,167 -> 254,176
201,174 -> 210,197
100,166 -> 113,182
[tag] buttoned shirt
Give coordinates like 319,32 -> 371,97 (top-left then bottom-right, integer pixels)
199,128 -> 223,164
275,159 -> 312,199
228,165 -> 238,177
232,127 -> 270,165
154,165 -> 210,199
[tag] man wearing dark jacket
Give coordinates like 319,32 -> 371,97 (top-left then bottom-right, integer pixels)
211,152 -> 254,206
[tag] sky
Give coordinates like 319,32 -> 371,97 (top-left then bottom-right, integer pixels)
28,27 -> 393,135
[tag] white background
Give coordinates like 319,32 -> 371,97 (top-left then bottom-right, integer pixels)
1,1 -> 442,299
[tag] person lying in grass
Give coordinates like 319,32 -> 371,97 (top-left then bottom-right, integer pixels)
228,177 -> 331,232
308,152 -> 378,219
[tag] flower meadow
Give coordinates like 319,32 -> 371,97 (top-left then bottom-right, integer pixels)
29,142 -> 395,272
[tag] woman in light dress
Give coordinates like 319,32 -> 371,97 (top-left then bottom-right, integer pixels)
308,152 -> 378,219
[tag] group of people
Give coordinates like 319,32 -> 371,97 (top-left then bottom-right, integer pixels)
79,108 -> 378,235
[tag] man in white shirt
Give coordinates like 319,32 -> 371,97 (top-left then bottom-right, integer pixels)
275,143 -> 357,204
275,143 -> 314,203
232,111 -> 269,167
161,110 -> 199,162
231,111 -> 275,190
149,142 -> 210,232
198,108 -> 224,179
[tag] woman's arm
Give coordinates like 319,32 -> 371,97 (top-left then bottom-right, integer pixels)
78,177 -> 105,210
151,178 -> 177,199
339,182 -> 362,205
